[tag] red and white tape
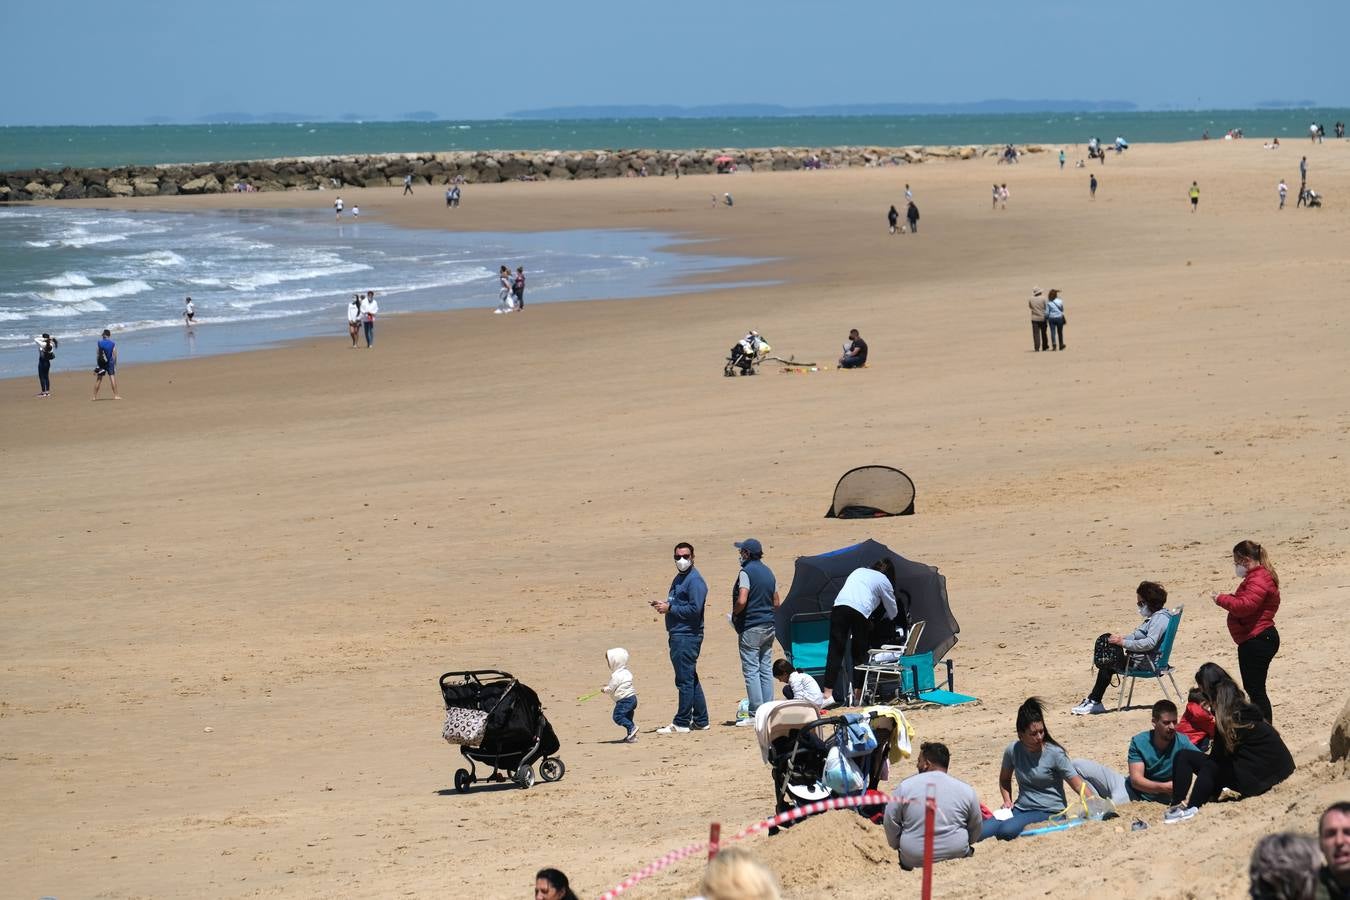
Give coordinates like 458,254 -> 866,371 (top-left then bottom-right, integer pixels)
598,790 -> 890,899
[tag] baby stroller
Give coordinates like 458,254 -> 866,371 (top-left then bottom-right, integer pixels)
724,331 -> 770,376
440,669 -> 565,791
756,701 -> 895,833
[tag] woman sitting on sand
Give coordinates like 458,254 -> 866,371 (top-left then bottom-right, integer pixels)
534,868 -> 578,900
979,697 -> 1092,841
1071,581 -> 1172,716
1163,663 -> 1294,825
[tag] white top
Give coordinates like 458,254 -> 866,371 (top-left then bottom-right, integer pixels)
335,198 -> 343,209
833,568 -> 898,620
359,297 -> 379,318
347,302 -> 361,324
788,671 -> 825,707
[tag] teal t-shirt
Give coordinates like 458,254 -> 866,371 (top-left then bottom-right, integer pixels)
1126,731 -> 1198,802
1003,741 -> 1076,813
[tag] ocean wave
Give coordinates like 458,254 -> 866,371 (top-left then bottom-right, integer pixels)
126,250 -> 186,267
39,279 -> 152,303
227,261 -> 371,291
187,277 -> 225,287
34,300 -> 111,317
36,272 -> 95,288
0,310 -> 30,322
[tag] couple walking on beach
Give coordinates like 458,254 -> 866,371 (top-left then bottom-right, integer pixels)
495,265 -> 526,314
347,291 -> 379,347
1028,286 -> 1066,352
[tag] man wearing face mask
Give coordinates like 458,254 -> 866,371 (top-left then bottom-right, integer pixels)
1071,581 -> 1173,716
652,542 -> 709,734
732,538 -> 781,725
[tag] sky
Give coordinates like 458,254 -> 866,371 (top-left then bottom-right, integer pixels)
4,0 -> 1347,125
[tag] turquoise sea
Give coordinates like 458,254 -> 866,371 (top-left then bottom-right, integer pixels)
3,109 -> 1348,172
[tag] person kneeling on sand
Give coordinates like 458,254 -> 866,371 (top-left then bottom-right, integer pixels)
772,658 -> 824,709
838,329 -> 868,369
1163,663 -> 1294,824
1071,581 -> 1172,716
885,741 -> 982,870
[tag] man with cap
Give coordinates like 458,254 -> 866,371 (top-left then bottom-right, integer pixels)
732,538 -> 780,725
1028,287 -> 1049,352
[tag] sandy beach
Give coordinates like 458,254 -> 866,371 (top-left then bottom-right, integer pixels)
3,140 -> 1349,899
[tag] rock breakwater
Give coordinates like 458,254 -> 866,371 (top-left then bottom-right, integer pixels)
1,144 -> 1046,201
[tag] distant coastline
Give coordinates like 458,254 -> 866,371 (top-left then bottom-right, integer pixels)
2,108 -> 1346,172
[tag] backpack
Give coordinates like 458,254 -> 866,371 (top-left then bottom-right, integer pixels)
96,347 -> 110,370
1093,633 -> 1127,673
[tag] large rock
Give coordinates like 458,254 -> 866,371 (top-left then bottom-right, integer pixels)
106,178 -> 135,197
1332,697 -> 1350,761
57,182 -> 87,200
180,174 -> 222,194
132,178 -> 160,197
24,182 -> 55,199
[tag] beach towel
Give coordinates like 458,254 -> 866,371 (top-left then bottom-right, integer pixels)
863,706 -> 914,763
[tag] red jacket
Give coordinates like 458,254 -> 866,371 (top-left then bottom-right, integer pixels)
1214,565 -> 1279,644
1177,700 -> 1215,745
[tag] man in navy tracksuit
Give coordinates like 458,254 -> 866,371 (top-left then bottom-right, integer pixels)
653,541 -> 709,733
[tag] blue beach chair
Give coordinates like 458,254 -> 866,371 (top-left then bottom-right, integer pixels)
1117,605 -> 1184,710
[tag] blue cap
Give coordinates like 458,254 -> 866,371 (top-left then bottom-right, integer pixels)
734,538 -> 763,556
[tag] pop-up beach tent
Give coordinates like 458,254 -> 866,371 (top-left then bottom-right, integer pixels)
825,466 -> 916,518
775,539 -> 958,694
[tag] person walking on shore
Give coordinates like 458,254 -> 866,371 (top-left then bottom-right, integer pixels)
1059,149 -> 1066,170
1046,289 -> 1066,351
1028,287 -> 1049,352
1300,156 -> 1308,183
403,174 -> 414,196
497,265 -> 515,312
92,328 -> 120,400
450,185 -> 461,207
334,196 -> 343,220
1189,181 -> 1200,212
513,266 -> 526,310
446,186 -> 453,207
905,184 -> 913,203
906,201 -> 920,234
1090,174 -> 1098,199
1277,180 -> 1288,210
652,541 -> 710,734
992,184 -> 1000,211
999,184 -> 1009,210
888,205 -> 899,235
359,291 -> 378,348
347,294 -> 363,347
731,538 -> 780,725
183,296 -> 196,328
34,333 -> 57,397
1212,540 -> 1281,722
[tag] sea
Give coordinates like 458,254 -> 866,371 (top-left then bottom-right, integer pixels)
3,109 -> 1348,172
0,206 -> 760,379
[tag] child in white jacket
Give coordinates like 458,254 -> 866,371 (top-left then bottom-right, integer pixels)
602,648 -> 638,743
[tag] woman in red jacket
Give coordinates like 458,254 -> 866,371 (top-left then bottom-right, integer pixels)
1212,540 -> 1280,722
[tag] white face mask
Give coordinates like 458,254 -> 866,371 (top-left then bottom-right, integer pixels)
675,557 -> 692,573
1235,564 -> 1248,578
1138,603 -> 1150,619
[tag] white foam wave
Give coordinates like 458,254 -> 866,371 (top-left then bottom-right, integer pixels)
228,261 -> 371,291
127,250 -> 186,267
39,279 -> 152,304
0,311 -> 29,322
34,300 -> 110,317
37,272 -> 95,288
58,230 -> 128,248
187,277 -> 224,287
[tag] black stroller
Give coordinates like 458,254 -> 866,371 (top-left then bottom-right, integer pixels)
758,703 -> 895,833
724,332 -> 768,377
440,669 -> 565,792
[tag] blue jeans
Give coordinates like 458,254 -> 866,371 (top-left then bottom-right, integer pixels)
738,624 -> 776,713
38,359 -> 51,393
612,696 -> 637,733
363,320 -> 374,347
977,809 -> 1052,841
669,634 -> 708,728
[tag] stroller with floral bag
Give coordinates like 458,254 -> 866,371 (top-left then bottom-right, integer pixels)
440,669 -> 564,791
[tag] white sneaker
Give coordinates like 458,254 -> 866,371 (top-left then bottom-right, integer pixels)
692,723 -> 711,731
624,726 -> 639,743
656,724 -> 691,734
1070,698 -> 1106,716
1163,805 -> 1198,824
734,718 -> 754,727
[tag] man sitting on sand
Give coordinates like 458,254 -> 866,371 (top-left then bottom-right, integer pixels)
1126,699 -> 1199,803
884,742 -> 982,870
838,329 -> 868,369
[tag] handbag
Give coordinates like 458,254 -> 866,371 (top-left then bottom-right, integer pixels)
441,706 -> 489,746
822,745 -> 866,794
1093,634 -> 1127,673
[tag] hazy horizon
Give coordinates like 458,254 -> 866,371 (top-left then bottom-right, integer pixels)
2,0 -> 1345,127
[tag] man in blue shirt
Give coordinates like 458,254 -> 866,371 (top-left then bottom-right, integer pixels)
1127,699 -> 1197,802
732,538 -> 780,724
92,328 -> 120,400
653,541 -> 709,734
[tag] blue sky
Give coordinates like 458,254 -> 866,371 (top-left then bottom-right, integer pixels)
4,0 -> 1346,125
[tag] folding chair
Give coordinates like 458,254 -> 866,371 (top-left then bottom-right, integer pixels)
1117,605 -> 1184,710
855,621 -> 935,704
787,612 -> 831,680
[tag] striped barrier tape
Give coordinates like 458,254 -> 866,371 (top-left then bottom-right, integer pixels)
598,790 -> 891,899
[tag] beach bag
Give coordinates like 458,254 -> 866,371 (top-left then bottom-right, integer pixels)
1051,785 -> 1118,824
822,745 -> 866,795
842,715 -> 878,757
441,706 -> 489,747
1093,634 -> 1126,673
96,348 -> 109,370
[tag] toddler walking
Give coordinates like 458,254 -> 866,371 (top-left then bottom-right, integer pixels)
602,648 -> 638,743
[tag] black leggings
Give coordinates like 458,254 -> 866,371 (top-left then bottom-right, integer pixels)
824,606 -> 872,696
1171,749 -> 1230,808
1238,627 -> 1279,722
1088,665 -> 1116,704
